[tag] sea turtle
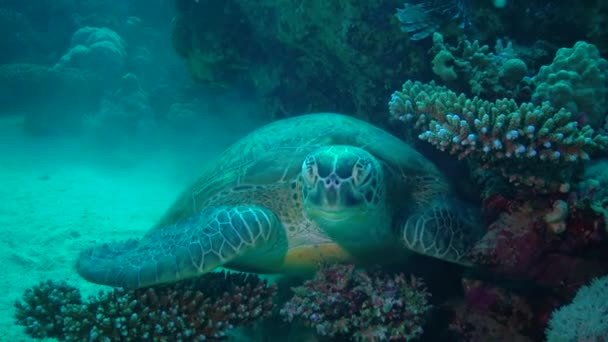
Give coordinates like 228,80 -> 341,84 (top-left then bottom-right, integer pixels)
77,113 -> 482,289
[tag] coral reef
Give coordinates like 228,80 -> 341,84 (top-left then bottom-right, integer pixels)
5,2 -> 608,341
571,159 -> 608,230
545,275 -> 608,342
429,32 -> 531,100
55,26 -> 127,83
0,0 -> 133,65
457,191 -> 608,341
172,0 -> 422,121
449,278 -> 537,341
470,195 -> 608,295
85,73 -> 155,136
532,41 -> 608,129
467,0 -> 608,56
389,80 -> 608,191
14,271 -> 277,341
280,264 -> 432,341
171,0 -> 258,87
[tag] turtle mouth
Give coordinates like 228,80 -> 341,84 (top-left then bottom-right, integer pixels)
306,207 -> 359,223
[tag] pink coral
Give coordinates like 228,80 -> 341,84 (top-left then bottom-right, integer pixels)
280,264 -> 432,341
15,271 -> 277,341
471,196 -> 608,297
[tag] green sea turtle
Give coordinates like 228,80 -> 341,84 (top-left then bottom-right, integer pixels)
77,113 -> 481,289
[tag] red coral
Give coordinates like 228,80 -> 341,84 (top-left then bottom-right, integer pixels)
471,201 -> 545,274
450,279 -> 536,342
471,196 -> 608,298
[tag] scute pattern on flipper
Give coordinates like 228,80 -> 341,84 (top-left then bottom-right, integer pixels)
78,206 -> 283,288
400,203 -> 479,265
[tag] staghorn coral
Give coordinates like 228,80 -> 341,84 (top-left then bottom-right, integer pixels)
280,264 -> 431,341
389,80 -> 608,191
14,271 -> 276,341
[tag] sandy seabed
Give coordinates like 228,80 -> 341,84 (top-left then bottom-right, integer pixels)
0,114 -> 260,341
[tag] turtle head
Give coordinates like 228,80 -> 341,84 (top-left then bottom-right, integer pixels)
301,145 -> 386,234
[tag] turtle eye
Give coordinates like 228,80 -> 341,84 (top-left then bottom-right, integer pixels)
302,158 -> 318,186
352,159 -> 373,187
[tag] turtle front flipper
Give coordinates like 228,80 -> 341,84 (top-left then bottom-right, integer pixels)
76,205 -> 285,289
400,198 -> 483,266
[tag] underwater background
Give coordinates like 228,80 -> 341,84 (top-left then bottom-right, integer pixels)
1,0 -> 608,341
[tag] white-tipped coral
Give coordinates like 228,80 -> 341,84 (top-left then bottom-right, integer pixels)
389,80 -> 608,191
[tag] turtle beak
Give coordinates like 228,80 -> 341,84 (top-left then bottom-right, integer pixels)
307,207 -> 349,223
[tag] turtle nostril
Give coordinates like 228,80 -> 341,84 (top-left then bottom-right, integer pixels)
324,177 -> 340,187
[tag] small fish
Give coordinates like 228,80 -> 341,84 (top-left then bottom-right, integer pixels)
395,0 -> 470,40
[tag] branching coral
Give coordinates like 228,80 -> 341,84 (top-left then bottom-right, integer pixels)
14,271 -> 277,341
389,80 -> 608,191
429,32 -> 530,99
280,264 -> 432,341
